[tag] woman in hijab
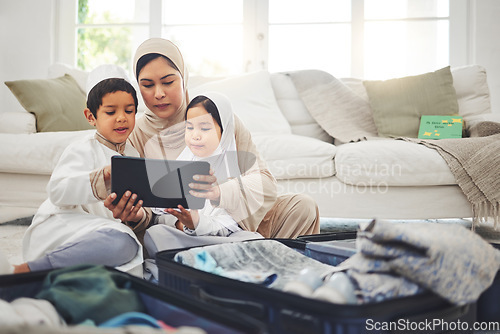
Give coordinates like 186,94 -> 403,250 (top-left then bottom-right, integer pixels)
104,38 -> 320,246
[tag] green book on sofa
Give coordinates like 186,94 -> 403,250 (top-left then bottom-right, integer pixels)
418,115 -> 463,139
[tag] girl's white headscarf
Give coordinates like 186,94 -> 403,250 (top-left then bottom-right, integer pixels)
177,92 -> 241,184
129,38 -> 189,159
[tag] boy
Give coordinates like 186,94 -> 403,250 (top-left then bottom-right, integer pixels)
15,74 -> 150,275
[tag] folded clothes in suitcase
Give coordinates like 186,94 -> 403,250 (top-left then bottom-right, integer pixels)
156,239 -> 476,334
0,264 -> 266,334
301,225 -> 500,326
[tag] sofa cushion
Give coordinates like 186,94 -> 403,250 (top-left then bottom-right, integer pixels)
335,139 -> 456,186
0,130 -> 94,175
270,73 -> 333,143
451,65 -> 491,118
363,66 -> 459,138
252,134 -> 336,179
0,112 -> 36,134
4,74 -> 93,132
48,62 -> 89,93
189,70 -> 292,135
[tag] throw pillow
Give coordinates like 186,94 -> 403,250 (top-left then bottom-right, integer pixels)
270,72 -> 334,143
5,74 -> 92,132
288,70 -> 379,143
48,62 -> 89,93
189,70 -> 292,135
363,66 -> 459,138
451,65 -> 491,118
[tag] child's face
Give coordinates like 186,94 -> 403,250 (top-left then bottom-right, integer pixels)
86,91 -> 136,143
185,106 -> 222,158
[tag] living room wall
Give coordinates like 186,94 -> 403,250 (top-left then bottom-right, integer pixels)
1,0 -> 500,115
0,1 -> 55,114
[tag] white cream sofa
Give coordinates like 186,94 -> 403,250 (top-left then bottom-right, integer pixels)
1,64 -> 498,221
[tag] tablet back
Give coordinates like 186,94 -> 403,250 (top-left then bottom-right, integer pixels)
111,156 -> 210,209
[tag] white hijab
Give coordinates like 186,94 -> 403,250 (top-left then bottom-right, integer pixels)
177,92 -> 241,184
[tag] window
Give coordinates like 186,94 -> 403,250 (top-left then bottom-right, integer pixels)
75,0 -> 150,74
161,0 -> 244,76
62,0 -> 455,79
363,0 -> 450,79
268,0 -> 352,77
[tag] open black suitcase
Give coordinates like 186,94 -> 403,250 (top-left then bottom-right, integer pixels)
302,232 -> 500,324
0,265 -> 266,334
156,236 -> 476,334
476,242 -> 500,322
297,231 -> 357,266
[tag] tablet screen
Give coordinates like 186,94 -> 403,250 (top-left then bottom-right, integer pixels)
111,156 -> 210,209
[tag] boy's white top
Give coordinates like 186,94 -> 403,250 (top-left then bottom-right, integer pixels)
176,91 -> 242,236
22,134 -> 144,273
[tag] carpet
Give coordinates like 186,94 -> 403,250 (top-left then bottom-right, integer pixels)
1,215 -> 33,226
320,217 -> 500,245
0,217 -> 31,265
1,217 -> 498,268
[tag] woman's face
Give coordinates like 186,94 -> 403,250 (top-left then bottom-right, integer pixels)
137,56 -> 185,120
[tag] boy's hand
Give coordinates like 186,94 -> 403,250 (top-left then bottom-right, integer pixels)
103,165 -> 111,182
166,205 -> 198,230
104,191 -> 144,223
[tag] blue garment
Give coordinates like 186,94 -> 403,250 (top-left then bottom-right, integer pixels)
99,312 -> 161,328
174,240 -> 331,289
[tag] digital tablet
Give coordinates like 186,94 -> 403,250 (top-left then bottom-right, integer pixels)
111,156 -> 210,209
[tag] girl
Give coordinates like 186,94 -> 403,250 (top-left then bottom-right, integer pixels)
162,92 -> 243,237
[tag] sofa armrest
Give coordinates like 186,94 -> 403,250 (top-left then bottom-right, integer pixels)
464,113 -> 500,131
0,130 -> 94,174
0,112 -> 36,134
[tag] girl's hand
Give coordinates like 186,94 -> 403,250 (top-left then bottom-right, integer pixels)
166,205 -> 198,230
189,169 -> 221,203
104,191 -> 144,223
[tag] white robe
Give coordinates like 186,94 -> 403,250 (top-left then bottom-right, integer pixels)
176,92 -> 243,237
22,134 -> 144,274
